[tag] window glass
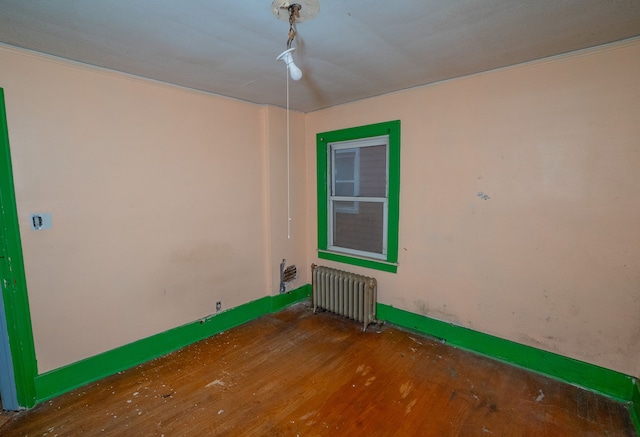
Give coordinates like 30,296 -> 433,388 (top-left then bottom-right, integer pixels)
333,149 -> 358,197
333,201 -> 385,254
358,144 -> 386,197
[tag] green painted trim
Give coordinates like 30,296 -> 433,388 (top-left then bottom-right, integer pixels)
271,284 -> 312,310
377,304 -> 636,402
631,379 -> 640,434
0,88 -> 38,407
318,250 -> 397,273
316,120 -> 401,273
34,285 -> 311,404
316,133 -> 328,250
386,122 -> 401,264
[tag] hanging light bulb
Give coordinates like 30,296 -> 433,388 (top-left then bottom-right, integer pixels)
273,2 -> 318,240
276,47 -> 302,81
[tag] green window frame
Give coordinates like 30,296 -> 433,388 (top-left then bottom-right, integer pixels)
316,120 -> 400,273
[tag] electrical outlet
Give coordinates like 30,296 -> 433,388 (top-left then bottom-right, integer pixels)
216,301 -> 222,312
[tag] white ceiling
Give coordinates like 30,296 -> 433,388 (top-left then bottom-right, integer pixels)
1,0 -> 639,112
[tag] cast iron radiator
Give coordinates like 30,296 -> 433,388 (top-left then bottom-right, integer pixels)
311,264 -> 377,332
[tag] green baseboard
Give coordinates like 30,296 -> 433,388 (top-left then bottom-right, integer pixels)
376,304 -> 637,403
34,285 -> 311,403
29,287 -> 638,436
632,379 -> 640,433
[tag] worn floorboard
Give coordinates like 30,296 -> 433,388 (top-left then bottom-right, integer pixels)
0,395 -> 12,429
0,302 -> 636,436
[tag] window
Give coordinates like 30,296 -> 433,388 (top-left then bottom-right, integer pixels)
317,120 -> 400,273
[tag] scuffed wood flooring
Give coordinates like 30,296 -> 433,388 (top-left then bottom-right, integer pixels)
1,302 -> 636,436
0,396 -> 12,429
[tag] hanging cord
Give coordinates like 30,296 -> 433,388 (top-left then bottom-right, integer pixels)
287,4 -> 301,49
285,3 -> 300,239
286,57 -> 291,239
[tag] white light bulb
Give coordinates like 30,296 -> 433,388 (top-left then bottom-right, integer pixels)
288,61 -> 302,81
276,48 -> 303,81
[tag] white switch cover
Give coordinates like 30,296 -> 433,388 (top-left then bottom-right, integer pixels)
30,213 -> 52,230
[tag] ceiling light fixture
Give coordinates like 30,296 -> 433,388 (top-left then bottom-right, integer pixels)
276,3 -> 304,81
272,1 -> 319,239
273,0 -> 320,80
276,47 -> 302,81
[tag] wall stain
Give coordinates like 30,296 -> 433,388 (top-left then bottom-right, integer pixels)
569,305 -> 580,317
415,300 -> 429,315
152,240 -> 247,315
414,300 -> 460,325
518,334 -> 555,352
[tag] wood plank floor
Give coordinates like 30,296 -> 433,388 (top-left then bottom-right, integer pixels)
0,396 -> 12,429
0,302 -> 636,436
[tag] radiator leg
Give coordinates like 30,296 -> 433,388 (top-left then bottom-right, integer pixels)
311,263 -> 318,314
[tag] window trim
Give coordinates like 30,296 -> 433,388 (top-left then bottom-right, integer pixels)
317,120 -> 400,274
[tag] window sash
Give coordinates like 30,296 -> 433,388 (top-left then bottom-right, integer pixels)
328,136 -> 389,260
328,197 -> 388,259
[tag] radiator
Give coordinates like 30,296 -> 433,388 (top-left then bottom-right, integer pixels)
311,264 -> 377,332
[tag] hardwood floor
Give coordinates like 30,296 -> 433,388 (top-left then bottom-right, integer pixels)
0,395 -> 12,429
0,302 -> 636,436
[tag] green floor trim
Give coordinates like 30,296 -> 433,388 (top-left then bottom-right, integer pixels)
271,284 -> 312,309
34,285 -> 311,403
631,379 -> 640,434
377,304 -> 637,404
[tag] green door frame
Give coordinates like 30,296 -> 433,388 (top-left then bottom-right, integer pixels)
0,88 -> 38,408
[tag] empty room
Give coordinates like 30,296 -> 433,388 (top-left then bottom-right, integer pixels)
0,1 -> 639,435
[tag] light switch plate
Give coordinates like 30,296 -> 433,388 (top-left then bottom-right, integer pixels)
30,213 -> 52,230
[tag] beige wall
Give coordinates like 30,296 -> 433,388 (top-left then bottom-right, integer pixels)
2,38 -> 639,379
0,46 -> 308,373
264,106 -> 308,294
305,39 -> 640,378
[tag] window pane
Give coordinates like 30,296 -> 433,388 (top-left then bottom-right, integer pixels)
359,145 -> 387,197
334,181 -> 355,196
335,150 -> 356,180
333,201 -> 384,255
